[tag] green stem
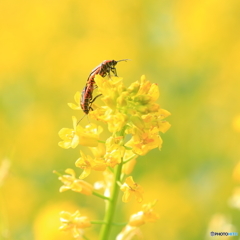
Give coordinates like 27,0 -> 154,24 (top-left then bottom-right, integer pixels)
91,220 -> 107,225
112,222 -> 128,226
99,160 -> 123,240
123,154 -> 138,164
93,191 -> 110,201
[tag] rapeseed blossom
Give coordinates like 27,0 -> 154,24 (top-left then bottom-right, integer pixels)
57,73 -> 170,240
57,168 -> 93,195
59,210 -> 91,239
75,150 -> 107,179
121,176 -> 144,203
90,75 -> 170,155
58,116 -> 102,148
128,200 -> 159,226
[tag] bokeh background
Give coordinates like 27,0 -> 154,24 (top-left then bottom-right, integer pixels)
1,0 -> 240,239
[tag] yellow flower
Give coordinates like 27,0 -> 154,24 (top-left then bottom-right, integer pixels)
158,108 -> 171,119
107,112 -> 127,133
58,116 -> 103,149
75,151 -> 107,179
125,130 -> 163,156
126,81 -> 140,95
137,75 -> 152,95
90,75 -> 129,132
78,123 -> 103,147
67,91 -> 82,110
89,143 -> 106,158
59,210 -> 91,239
58,169 -> 93,195
58,116 -> 80,149
147,82 -> 159,102
129,200 -> 159,227
142,109 -> 171,133
91,109 -> 127,133
94,75 -> 124,112
89,106 -> 109,122
116,225 -> 143,240
89,75 -> 170,143
94,74 -> 123,99
104,151 -> 122,168
120,176 -> 144,203
104,136 -> 125,168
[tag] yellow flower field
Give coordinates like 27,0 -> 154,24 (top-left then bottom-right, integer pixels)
1,1 -> 240,239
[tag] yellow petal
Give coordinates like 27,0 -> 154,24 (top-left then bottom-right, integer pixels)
58,141 -> 72,149
74,91 -> 81,104
125,176 -> 135,186
72,116 -> 78,128
122,190 -> 131,203
78,134 -> 99,147
135,191 -> 143,203
72,180 -> 93,195
129,212 -> 145,227
79,167 -> 91,179
148,83 -> 159,101
65,168 -> 75,176
68,103 -> 81,110
59,185 -> 70,192
92,161 -> 107,171
59,211 -> 71,220
58,128 -> 73,139
71,134 -> 80,148
158,121 -> 171,133
75,216 -> 91,228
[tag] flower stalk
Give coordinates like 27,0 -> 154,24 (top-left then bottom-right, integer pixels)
99,158 -> 123,240
56,73 -> 170,239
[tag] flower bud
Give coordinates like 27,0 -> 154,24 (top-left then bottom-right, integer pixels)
134,95 -> 151,104
127,81 -> 140,95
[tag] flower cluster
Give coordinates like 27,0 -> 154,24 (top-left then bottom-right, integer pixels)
56,74 -> 170,240
91,75 -> 171,155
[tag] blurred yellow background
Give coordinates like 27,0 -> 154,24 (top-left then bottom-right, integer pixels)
1,0 -> 240,239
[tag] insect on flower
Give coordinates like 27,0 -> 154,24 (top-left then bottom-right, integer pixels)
87,59 -> 130,83
80,84 -> 102,115
78,59 -> 129,123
